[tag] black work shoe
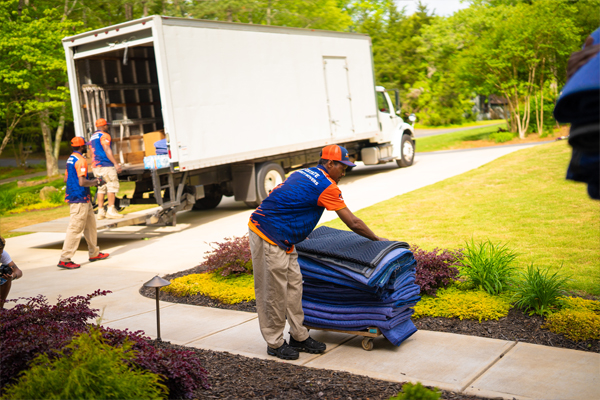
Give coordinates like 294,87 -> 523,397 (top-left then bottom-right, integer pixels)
267,340 -> 299,360
289,335 -> 326,354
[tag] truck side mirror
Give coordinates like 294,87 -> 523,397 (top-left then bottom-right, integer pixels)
408,114 -> 417,123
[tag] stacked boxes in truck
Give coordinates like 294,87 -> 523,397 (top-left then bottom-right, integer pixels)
62,15 -> 415,226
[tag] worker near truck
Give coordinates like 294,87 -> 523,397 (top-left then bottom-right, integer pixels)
89,118 -> 123,219
248,144 -> 388,360
58,137 -> 110,269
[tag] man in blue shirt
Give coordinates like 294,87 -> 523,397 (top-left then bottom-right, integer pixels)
59,137 -> 110,269
249,144 -> 387,360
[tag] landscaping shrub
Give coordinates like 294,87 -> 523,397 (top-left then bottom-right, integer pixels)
560,296 -> 600,313
47,187 -> 66,204
411,245 -> 461,295
457,238 -> 517,295
543,309 -> 600,341
0,291 -> 210,399
389,382 -> 441,400
0,188 -> 17,214
201,235 -> 252,276
413,286 -> 511,322
512,263 -> 570,316
164,271 -> 255,304
489,130 -> 515,143
100,327 -> 210,399
0,291 -> 108,389
541,296 -> 600,341
3,328 -> 167,400
14,191 -> 39,208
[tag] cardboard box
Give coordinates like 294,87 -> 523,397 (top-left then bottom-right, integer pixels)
125,151 -> 145,165
143,130 -> 166,156
129,135 -> 144,152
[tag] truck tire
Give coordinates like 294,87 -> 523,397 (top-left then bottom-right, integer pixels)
245,162 -> 285,208
192,184 -> 223,210
396,134 -> 415,167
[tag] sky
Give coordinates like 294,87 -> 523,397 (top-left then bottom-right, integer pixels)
395,0 -> 472,17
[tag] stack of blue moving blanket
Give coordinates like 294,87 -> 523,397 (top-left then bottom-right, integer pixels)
296,226 -> 420,346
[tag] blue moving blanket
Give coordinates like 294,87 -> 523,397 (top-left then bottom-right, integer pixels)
297,227 -> 421,346
297,226 -> 409,277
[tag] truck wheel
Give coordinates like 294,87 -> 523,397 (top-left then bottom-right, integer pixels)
245,162 -> 285,208
192,184 -> 223,210
396,134 -> 415,167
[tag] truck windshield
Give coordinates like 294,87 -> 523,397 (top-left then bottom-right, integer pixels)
377,92 -> 389,113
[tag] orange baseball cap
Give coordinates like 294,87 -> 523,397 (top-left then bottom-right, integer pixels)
320,144 -> 356,167
71,137 -> 86,147
95,118 -> 108,127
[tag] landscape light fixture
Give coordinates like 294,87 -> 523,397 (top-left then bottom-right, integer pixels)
143,275 -> 171,341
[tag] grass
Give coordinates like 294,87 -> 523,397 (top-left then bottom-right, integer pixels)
416,123 -> 566,153
325,141 -> 600,296
0,181 -> 155,238
417,124 -> 509,152
414,119 -> 505,130
0,164 -> 46,181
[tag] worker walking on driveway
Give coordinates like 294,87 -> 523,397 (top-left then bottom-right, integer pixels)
58,137 -> 110,269
89,118 -> 123,219
248,145 -> 388,360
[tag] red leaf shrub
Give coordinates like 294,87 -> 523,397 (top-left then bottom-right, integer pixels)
411,246 -> 462,295
101,327 -> 210,398
201,234 -> 252,276
0,291 -> 209,399
0,290 -> 108,390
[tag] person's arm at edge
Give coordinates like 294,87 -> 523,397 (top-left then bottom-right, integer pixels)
1,261 -> 22,281
102,143 -> 122,173
79,176 -> 101,188
335,207 -> 388,241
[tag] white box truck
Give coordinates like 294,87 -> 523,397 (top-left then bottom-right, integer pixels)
62,15 -> 416,225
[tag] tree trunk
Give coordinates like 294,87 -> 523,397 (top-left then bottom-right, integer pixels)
53,105 -> 67,161
40,109 -> 59,177
0,114 -> 22,157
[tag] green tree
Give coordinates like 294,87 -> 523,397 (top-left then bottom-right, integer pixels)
0,0 -> 78,176
188,0 -> 352,30
458,0 -> 581,137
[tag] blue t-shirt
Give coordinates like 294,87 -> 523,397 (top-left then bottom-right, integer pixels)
249,165 -> 346,251
65,152 -> 91,203
89,130 -> 114,167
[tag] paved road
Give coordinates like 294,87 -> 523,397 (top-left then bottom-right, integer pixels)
414,122 -> 504,138
5,140 -> 598,400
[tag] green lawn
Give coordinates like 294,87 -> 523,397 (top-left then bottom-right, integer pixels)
325,141 -> 600,296
414,119 -> 505,130
0,164 -> 46,181
0,181 -> 154,238
417,123 -> 509,152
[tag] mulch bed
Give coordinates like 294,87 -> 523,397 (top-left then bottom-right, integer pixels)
151,340 -> 482,400
140,265 -> 598,399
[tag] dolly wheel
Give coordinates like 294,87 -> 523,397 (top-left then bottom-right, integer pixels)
362,337 -> 374,351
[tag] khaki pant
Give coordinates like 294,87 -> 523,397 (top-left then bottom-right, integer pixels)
60,202 -> 99,262
249,229 -> 309,349
93,166 -> 119,194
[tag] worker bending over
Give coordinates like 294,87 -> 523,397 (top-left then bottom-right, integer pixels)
58,137 -> 110,269
248,145 -> 387,360
89,118 -> 123,219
